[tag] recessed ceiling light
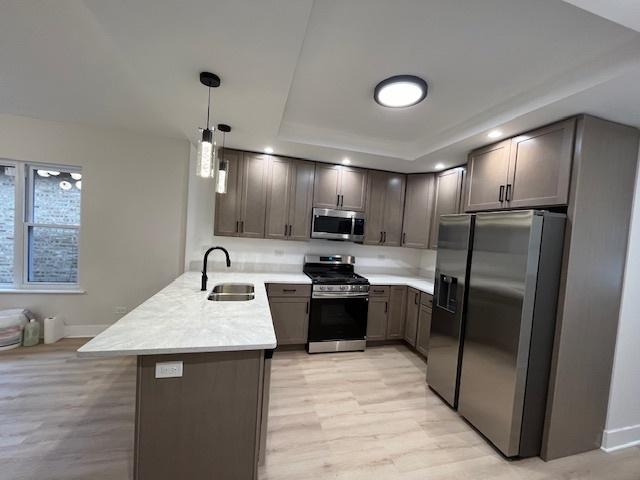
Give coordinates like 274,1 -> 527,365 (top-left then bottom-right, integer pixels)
374,75 -> 428,108
342,157 -> 351,165
434,163 -> 445,170
264,147 -> 274,154
487,130 -> 503,139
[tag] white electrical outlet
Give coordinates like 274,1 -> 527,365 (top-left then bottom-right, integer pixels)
155,361 -> 183,379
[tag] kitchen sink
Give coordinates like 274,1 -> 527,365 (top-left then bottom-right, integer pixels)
208,283 -> 255,301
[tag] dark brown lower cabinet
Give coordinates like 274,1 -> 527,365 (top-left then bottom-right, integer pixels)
404,287 -> 420,346
135,351 -> 263,480
416,304 -> 432,358
386,286 -> 407,339
268,296 -> 309,345
367,297 -> 388,341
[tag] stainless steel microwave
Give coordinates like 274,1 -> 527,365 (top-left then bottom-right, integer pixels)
311,208 -> 365,242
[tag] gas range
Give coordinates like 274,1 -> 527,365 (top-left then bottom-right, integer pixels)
303,255 -> 370,353
303,255 -> 370,296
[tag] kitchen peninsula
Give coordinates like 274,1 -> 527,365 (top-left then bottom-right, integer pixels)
78,270 -> 434,480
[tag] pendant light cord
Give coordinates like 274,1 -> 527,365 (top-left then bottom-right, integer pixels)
206,87 -> 211,129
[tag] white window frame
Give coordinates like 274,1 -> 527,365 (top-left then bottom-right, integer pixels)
0,159 -> 82,292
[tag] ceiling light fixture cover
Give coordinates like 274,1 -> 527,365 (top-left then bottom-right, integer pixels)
196,72 -> 221,179
487,130 -> 503,139
374,75 -> 428,108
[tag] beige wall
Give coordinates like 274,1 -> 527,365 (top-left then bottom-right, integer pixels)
0,114 -> 190,329
603,147 -> 640,451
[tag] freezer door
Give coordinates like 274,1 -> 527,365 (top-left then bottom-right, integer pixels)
457,210 -> 542,457
426,214 -> 474,408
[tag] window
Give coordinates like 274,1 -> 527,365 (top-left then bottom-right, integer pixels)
0,161 -> 82,290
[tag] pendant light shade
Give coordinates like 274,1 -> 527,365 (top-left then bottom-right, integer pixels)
196,72 -> 220,179
216,124 -> 231,194
197,128 -> 215,178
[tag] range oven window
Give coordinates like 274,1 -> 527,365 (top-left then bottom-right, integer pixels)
314,215 -> 352,235
308,296 -> 368,342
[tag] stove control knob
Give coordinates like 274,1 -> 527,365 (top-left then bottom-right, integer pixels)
319,285 -> 326,291
340,285 -> 347,291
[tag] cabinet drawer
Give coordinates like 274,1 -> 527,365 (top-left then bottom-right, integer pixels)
420,292 -> 433,308
267,284 -> 311,297
369,286 -> 390,298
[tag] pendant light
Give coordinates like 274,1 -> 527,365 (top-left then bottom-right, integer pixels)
196,72 -> 221,178
215,124 -> 231,194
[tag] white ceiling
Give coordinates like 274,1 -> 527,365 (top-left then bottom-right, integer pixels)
1,0 -> 640,173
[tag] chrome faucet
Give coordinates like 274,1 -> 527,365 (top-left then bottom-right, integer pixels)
201,246 -> 231,291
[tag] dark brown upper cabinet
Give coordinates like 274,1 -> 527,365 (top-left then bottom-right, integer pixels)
401,173 -> 436,249
313,164 -> 368,212
464,118 -> 576,212
215,150 -> 268,238
506,118 -> 575,208
265,156 -> 315,241
464,140 -> 511,212
364,170 -> 407,246
429,167 -> 465,249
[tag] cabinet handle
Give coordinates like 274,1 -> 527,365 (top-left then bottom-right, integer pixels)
282,288 -> 297,293
306,301 -> 309,314
383,231 -> 386,243
236,220 -> 240,233
373,289 -> 385,293
341,195 -> 344,207
288,224 -> 292,236
415,292 -> 419,305
379,231 -> 383,243
499,185 -> 505,203
337,194 -> 340,207
284,224 -> 288,236
506,184 -> 512,202
402,232 -> 406,245
384,302 -> 388,313
240,220 -> 244,233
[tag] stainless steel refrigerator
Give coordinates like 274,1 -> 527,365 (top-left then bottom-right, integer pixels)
426,210 -> 565,458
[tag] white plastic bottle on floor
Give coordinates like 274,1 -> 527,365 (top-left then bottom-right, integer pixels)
23,319 -> 40,347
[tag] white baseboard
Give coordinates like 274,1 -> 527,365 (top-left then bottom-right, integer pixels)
64,324 -> 109,338
601,424 -> 640,452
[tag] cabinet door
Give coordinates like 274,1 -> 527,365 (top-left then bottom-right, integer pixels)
404,287 -> 420,346
239,153 -> 269,238
214,149 -> 242,237
416,305 -> 432,357
386,286 -> 407,339
402,174 -> 435,249
367,298 -> 388,341
339,166 -> 368,211
313,164 -> 340,209
382,173 -> 407,246
507,118 -> 575,209
288,160 -> 315,241
269,297 -> 309,345
464,140 -> 511,212
429,168 -> 465,249
364,171 -> 386,245
264,156 -> 292,240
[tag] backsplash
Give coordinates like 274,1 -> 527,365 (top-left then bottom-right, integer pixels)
187,236 -> 436,277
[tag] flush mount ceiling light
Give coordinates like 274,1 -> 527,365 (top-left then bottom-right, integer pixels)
434,163 -> 445,170
342,157 -> 351,165
215,124 -> 231,194
264,146 -> 274,154
374,75 -> 428,108
196,72 -> 221,178
487,129 -> 503,139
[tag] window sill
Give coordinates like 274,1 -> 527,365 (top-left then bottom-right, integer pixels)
0,288 -> 86,294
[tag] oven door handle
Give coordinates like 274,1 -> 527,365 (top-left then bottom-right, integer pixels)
312,292 -> 370,299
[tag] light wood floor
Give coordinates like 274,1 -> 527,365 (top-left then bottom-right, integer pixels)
1,339 -> 639,480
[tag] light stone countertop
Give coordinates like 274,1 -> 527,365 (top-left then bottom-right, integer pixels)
77,270 -> 434,358
78,271 -> 310,358
363,274 -> 434,295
